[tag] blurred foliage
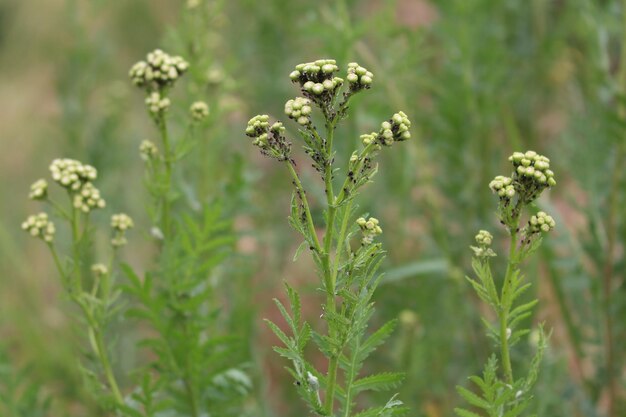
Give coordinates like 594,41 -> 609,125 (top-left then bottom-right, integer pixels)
0,0 -> 624,416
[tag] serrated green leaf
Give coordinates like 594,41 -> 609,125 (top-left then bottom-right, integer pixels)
293,240 -> 309,262
265,319 -> 293,348
352,372 -> 404,394
456,385 -> 490,410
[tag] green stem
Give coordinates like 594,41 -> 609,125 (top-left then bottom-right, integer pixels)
184,376 -> 199,417
70,206 -> 82,293
183,320 -> 200,417
286,161 -> 322,253
499,227 -> 518,385
78,300 -> 124,408
325,356 -> 339,415
332,200 -> 354,281
93,326 -> 124,406
46,198 -> 71,220
342,338 -> 360,417
47,244 -> 66,283
323,120 -> 339,415
334,142 -> 377,205
158,114 -> 173,239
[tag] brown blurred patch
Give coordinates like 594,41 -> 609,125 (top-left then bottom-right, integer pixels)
396,0 -> 439,29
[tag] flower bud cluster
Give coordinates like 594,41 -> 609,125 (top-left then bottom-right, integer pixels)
346,62 -> 374,92
50,158 -> 97,191
129,49 -> 189,91
190,101 -> 210,121
528,211 -> 555,233
245,115 -> 292,161
22,213 -> 55,242
29,179 -> 48,200
284,97 -> 313,126
471,229 -> 496,258
111,213 -> 134,247
490,151 -> 556,210
139,140 -> 159,161
290,59 -> 344,101
509,151 -> 556,188
145,92 -> 171,115
356,216 -> 383,245
91,263 -> 109,277
475,230 -> 493,246
73,182 -> 106,213
361,112 -> 412,147
489,175 -> 515,199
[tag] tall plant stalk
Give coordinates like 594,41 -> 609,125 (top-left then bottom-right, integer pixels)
248,59 -> 411,416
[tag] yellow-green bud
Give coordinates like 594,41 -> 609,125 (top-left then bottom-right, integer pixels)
22,212 -> 55,243
29,179 -> 48,200
190,101 -> 210,121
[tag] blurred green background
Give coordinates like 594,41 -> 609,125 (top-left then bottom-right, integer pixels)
0,0 -> 624,416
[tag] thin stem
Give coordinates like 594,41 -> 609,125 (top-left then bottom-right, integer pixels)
499,227 -> 518,385
46,198 -> 71,220
93,327 -> 124,406
334,142 -> 377,205
342,317 -> 360,417
323,119 -> 339,415
332,199 -> 354,281
158,113 -> 173,239
70,206 -> 82,293
183,370 -> 200,417
286,161 -> 322,253
47,244 -> 66,281
78,300 -> 124,408
183,319 -> 200,417
325,356 -> 339,414
323,120 -> 337,264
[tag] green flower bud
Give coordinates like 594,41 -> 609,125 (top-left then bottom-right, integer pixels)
322,64 -> 335,73
506,150 -> 556,201
111,213 -> 134,247
285,97 -> 313,126
246,115 -> 292,161
73,182 -> 106,213
322,79 -> 335,90
129,49 -> 188,91
528,211 -> 555,234
357,216 -> 382,245
346,62 -> 374,92
475,230 -> 493,246
91,263 -> 109,277
49,158 -> 97,191
22,212 -> 56,243
139,140 -> 159,161
189,101 -> 210,121
312,83 -> 324,95
29,179 -> 48,200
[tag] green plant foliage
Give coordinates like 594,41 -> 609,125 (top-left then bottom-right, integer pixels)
456,151 -> 555,417
0,347 -> 51,417
248,59 -> 410,416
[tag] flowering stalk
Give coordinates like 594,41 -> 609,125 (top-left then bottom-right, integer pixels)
456,151 -> 556,417
248,59 -> 410,416
127,49 -> 249,417
130,49 -> 190,239
22,159 -> 133,411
